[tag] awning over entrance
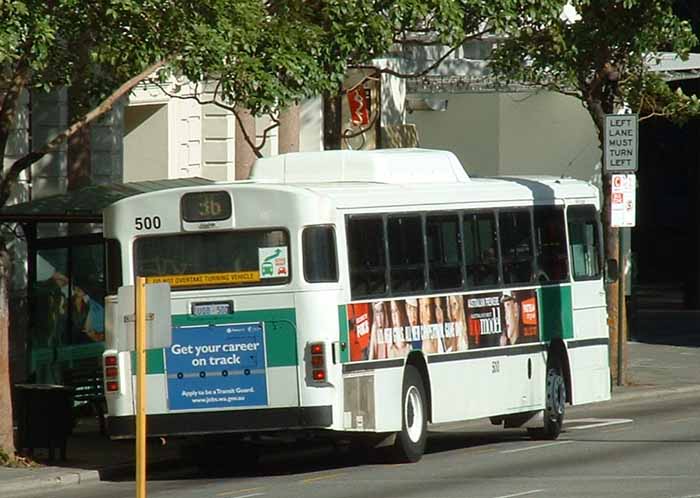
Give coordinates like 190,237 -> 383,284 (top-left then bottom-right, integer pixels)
0,177 -> 214,224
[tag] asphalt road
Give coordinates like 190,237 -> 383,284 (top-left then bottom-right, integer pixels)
20,391 -> 700,498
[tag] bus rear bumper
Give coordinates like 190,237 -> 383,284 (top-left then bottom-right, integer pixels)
107,406 -> 333,439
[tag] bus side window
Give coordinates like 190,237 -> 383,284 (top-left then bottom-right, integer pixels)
302,225 -> 338,283
426,214 -> 463,290
388,215 -> 425,294
567,205 -> 602,280
499,210 -> 535,285
347,216 -> 387,298
463,211 -> 499,287
534,206 -> 569,283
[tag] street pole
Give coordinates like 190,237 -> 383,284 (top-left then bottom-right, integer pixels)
617,228 -> 625,386
136,276 -> 147,498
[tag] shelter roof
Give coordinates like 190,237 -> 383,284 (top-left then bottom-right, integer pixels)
0,177 -> 214,223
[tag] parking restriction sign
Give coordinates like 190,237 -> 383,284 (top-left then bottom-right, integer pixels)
610,174 -> 636,227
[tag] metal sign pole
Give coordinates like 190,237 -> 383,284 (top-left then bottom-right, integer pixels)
136,276 -> 147,498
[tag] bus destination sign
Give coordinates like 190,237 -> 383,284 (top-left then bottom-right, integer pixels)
181,191 -> 232,222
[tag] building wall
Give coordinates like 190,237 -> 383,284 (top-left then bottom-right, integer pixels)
406,93 -> 501,177
31,90 -> 68,198
407,90 -> 601,182
498,91 -> 601,181
123,103 -> 170,182
300,97 -> 323,152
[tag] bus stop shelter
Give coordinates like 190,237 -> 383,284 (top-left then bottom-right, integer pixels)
0,178 -> 213,385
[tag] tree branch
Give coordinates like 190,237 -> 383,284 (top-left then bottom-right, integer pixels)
0,59 -> 168,207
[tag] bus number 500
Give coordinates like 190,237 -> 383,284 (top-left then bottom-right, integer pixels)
134,216 -> 162,231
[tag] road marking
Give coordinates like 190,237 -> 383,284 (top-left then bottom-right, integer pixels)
501,440 -> 573,454
665,416 -> 700,424
216,493 -> 264,498
301,472 -> 345,484
492,489 -> 544,498
216,488 -> 263,498
566,418 -> 633,430
461,446 -> 496,455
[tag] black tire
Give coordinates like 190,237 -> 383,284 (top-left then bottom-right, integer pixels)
390,365 -> 428,463
530,365 -> 566,440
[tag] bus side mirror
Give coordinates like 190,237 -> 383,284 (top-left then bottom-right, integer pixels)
606,258 -> 619,282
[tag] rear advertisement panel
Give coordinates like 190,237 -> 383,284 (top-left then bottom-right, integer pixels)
165,322 -> 268,410
347,290 -> 538,361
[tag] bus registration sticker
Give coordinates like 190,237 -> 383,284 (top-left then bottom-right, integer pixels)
258,247 -> 288,278
165,322 -> 268,410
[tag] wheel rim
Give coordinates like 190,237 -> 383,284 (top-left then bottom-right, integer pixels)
548,373 -> 566,419
404,385 -> 424,443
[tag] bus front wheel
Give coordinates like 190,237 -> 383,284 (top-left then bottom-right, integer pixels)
530,365 -> 566,440
391,365 -> 427,463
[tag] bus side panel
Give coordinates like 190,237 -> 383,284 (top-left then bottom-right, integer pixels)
428,357 -> 503,423
568,344 -> 611,405
503,350 -> 547,413
569,278 -> 611,405
571,279 -> 608,340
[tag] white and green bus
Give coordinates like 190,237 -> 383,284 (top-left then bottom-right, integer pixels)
101,149 -> 611,462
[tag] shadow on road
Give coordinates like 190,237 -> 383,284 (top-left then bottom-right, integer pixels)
107,428 -> 531,482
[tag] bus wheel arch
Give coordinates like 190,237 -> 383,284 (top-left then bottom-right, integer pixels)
547,338 -> 572,404
405,352 -> 432,422
390,353 -> 430,462
531,338 -> 570,440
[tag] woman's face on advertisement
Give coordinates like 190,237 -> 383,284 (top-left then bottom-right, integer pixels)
448,295 -> 462,321
373,303 -> 385,325
435,300 -> 445,323
390,301 -> 401,325
504,299 -> 519,334
419,298 -> 432,325
406,303 -> 419,325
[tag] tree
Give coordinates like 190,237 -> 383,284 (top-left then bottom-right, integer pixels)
0,0 -> 280,458
489,0 -> 699,382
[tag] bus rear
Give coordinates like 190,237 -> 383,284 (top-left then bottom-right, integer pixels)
101,185 -> 342,439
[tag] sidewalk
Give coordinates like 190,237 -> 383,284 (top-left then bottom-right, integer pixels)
0,415 -> 184,497
1,309 -> 698,496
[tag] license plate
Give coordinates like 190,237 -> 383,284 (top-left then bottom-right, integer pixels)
191,301 -> 233,316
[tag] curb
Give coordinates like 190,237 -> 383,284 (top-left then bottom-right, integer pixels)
611,383 -> 700,403
0,468 -> 100,497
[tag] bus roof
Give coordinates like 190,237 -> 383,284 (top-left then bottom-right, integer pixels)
250,148 -> 470,184
248,149 -> 599,210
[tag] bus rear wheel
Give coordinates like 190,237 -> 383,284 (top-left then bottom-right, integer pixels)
390,365 -> 427,463
530,365 -> 566,440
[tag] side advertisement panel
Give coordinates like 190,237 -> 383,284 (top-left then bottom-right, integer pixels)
347,290 -> 539,361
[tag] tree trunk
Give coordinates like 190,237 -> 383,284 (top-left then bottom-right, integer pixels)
322,91 -> 342,150
234,108 -> 256,180
0,244 -> 14,455
278,104 -> 300,154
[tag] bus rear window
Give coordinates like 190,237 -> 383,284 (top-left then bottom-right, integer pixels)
134,229 -> 290,288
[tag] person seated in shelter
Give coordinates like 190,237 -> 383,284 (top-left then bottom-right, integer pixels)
69,278 -> 105,343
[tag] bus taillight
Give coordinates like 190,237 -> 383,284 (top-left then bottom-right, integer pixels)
309,342 -> 326,383
104,355 -> 119,392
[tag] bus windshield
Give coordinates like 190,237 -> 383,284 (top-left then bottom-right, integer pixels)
134,229 -> 290,289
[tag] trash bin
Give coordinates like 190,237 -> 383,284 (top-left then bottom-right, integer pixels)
14,384 -> 74,460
